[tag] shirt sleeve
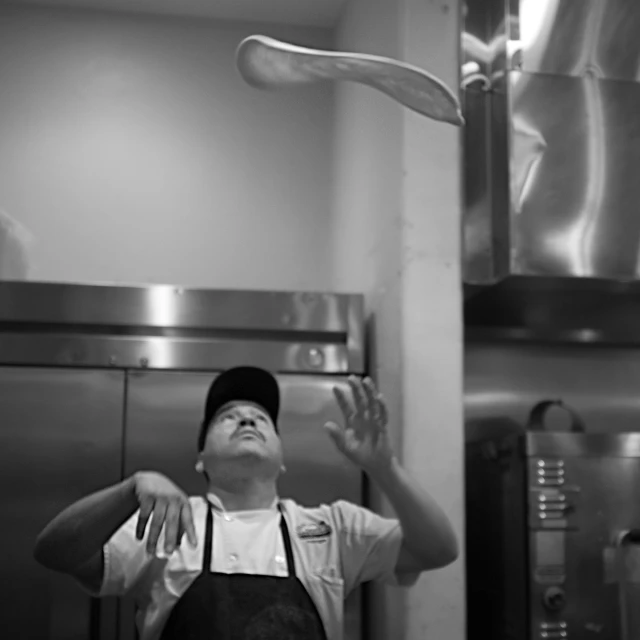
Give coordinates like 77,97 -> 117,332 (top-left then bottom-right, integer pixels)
98,510 -> 155,598
330,500 -> 419,596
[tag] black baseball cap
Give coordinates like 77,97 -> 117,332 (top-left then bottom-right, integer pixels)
197,366 -> 280,450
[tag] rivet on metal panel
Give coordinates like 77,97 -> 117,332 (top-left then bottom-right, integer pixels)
307,348 -> 324,368
140,357 -> 149,368
108,355 -> 117,366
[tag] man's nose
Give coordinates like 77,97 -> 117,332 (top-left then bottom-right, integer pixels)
239,417 -> 256,427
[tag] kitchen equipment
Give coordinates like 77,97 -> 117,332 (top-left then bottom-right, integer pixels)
466,398 -> 640,640
0,282 -> 365,640
236,35 -> 464,126
462,0 -> 640,284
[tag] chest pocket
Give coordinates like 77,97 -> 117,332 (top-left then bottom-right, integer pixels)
297,530 -> 338,574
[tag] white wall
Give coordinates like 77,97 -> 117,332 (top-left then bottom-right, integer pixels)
0,4 -> 335,290
332,0 -> 404,424
0,2 -> 465,636
333,0 -> 465,639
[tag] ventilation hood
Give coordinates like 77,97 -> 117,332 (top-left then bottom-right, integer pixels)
462,0 -> 640,286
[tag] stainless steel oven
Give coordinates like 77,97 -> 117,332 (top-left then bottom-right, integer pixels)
466,399 -> 640,640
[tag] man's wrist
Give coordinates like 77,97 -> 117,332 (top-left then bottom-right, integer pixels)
364,454 -> 401,487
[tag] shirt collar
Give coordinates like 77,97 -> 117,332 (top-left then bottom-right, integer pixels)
206,491 -> 279,513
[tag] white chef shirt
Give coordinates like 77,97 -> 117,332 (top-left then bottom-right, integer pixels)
93,493 -> 415,640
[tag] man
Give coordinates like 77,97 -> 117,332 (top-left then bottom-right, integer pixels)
34,366 -> 458,640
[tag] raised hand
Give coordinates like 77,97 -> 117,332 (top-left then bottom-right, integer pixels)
325,376 -> 394,474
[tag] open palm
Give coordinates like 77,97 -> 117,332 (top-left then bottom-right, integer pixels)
325,376 -> 394,473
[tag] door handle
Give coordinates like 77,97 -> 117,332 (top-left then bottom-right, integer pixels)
614,529 -> 640,640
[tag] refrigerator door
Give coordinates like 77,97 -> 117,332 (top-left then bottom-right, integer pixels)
121,370 -> 362,640
0,367 -> 123,640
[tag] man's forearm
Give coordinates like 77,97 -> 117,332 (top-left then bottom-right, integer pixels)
34,476 -> 138,572
368,457 -> 459,569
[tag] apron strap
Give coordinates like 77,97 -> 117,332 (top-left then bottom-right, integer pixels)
202,501 -> 214,573
278,504 -> 297,578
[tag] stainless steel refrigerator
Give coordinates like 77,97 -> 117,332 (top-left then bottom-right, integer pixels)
0,282 -> 365,640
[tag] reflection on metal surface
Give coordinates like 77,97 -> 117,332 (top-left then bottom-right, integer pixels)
462,0 -> 640,284
527,433 -> 640,458
0,282 -> 364,373
463,0 -> 640,84
0,368 -> 123,640
0,334 -> 351,373
510,72 -> 639,278
0,282 -> 359,331
465,341 -> 640,435
462,0 -> 508,81
511,0 -> 640,82
465,276 -> 640,344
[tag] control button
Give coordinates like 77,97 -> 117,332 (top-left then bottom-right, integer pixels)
538,459 -> 564,468
539,620 -> 568,639
542,586 -> 566,611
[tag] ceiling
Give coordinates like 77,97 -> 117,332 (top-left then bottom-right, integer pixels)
7,0 -> 347,27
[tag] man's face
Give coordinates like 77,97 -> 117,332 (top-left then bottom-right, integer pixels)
200,400 -> 283,476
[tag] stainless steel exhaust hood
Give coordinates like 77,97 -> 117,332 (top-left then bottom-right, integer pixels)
462,0 -> 640,285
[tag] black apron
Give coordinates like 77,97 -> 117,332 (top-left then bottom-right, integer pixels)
159,501 -> 328,640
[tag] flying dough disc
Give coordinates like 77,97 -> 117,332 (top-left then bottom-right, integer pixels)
236,35 -> 464,127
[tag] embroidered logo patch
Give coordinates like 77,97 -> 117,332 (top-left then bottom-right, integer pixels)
296,521 -> 332,540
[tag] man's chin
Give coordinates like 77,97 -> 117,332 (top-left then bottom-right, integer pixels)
235,433 -> 265,443
230,444 -> 271,462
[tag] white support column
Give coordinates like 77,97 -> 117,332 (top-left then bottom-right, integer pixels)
398,1 -> 465,638
333,0 -> 465,638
